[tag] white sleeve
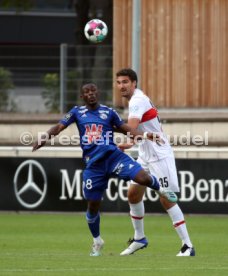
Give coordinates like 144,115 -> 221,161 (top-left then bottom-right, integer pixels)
128,97 -> 147,120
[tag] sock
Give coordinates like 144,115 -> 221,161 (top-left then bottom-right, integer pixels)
86,211 -> 100,239
149,174 -> 160,190
93,236 -> 103,244
167,204 -> 193,247
130,201 -> 145,240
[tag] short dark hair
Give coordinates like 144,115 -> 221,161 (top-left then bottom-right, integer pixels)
116,68 -> 138,84
80,83 -> 98,93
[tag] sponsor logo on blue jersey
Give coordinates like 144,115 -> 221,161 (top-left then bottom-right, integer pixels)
84,124 -> 103,144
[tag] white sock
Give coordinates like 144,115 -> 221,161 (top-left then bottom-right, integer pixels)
129,201 -> 145,240
167,204 -> 193,247
93,236 -> 103,244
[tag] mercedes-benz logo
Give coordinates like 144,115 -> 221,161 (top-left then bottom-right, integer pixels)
13,160 -> 47,209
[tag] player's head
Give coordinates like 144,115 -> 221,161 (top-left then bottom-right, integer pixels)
80,83 -> 99,108
116,68 -> 138,84
116,68 -> 138,99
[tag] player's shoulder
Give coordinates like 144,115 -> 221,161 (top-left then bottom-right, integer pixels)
99,105 -> 122,122
99,104 -> 116,113
66,105 -> 87,117
131,89 -> 150,104
78,105 -> 87,110
60,106 -> 78,123
99,104 -> 110,110
77,105 -> 88,112
131,89 -> 145,99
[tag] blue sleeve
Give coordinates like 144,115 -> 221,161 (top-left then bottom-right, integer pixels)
59,107 -> 77,127
111,108 -> 124,128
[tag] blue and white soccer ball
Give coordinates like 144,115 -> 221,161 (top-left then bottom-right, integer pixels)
84,19 -> 108,43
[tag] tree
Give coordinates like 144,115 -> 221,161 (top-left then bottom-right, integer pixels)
42,73 -> 60,113
0,67 -> 14,111
0,0 -> 33,11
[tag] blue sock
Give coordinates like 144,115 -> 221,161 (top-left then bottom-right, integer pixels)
149,174 -> 160,190
86,211 -> 100,238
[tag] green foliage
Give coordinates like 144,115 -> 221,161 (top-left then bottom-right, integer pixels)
42,73 -> 60,113
0,67 -> 14,111
0,0 -> 33,11
42,70 -> 81,113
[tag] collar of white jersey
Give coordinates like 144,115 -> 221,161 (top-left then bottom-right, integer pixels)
133,88 -> 144,96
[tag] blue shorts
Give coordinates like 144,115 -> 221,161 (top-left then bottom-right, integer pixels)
83,149 -> 142,200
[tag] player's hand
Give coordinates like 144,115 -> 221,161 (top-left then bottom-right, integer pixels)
32,140 -> 46,152
118,143 -> 134,152
147,133 -> 165,146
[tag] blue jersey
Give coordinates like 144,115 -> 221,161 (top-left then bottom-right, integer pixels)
60,104 -> 124,167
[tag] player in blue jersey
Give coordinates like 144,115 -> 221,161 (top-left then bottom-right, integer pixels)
32,83 -> 177,256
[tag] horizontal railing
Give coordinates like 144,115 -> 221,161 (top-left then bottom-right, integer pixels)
1,146 -> 228,159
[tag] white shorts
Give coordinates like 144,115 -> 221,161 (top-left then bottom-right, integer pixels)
133,155 -> 180,192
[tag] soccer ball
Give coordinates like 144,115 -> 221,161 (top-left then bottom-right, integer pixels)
84,19 -> 108,43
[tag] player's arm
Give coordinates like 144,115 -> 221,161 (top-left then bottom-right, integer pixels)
32,123 -> 66,152
111,107 -> 163,145
118,118 -> 140,151
117,123 -> 164,145
127,118 -> 140,129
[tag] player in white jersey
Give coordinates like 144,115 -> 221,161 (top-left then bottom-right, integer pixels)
116,68 -> 195,257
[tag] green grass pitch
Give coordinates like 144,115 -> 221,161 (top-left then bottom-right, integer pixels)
0,213 -> 227,276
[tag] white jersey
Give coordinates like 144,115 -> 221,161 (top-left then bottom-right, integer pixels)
128,89 -> 173,162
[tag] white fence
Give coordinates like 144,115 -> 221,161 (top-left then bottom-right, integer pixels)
1,146 -> 228,159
